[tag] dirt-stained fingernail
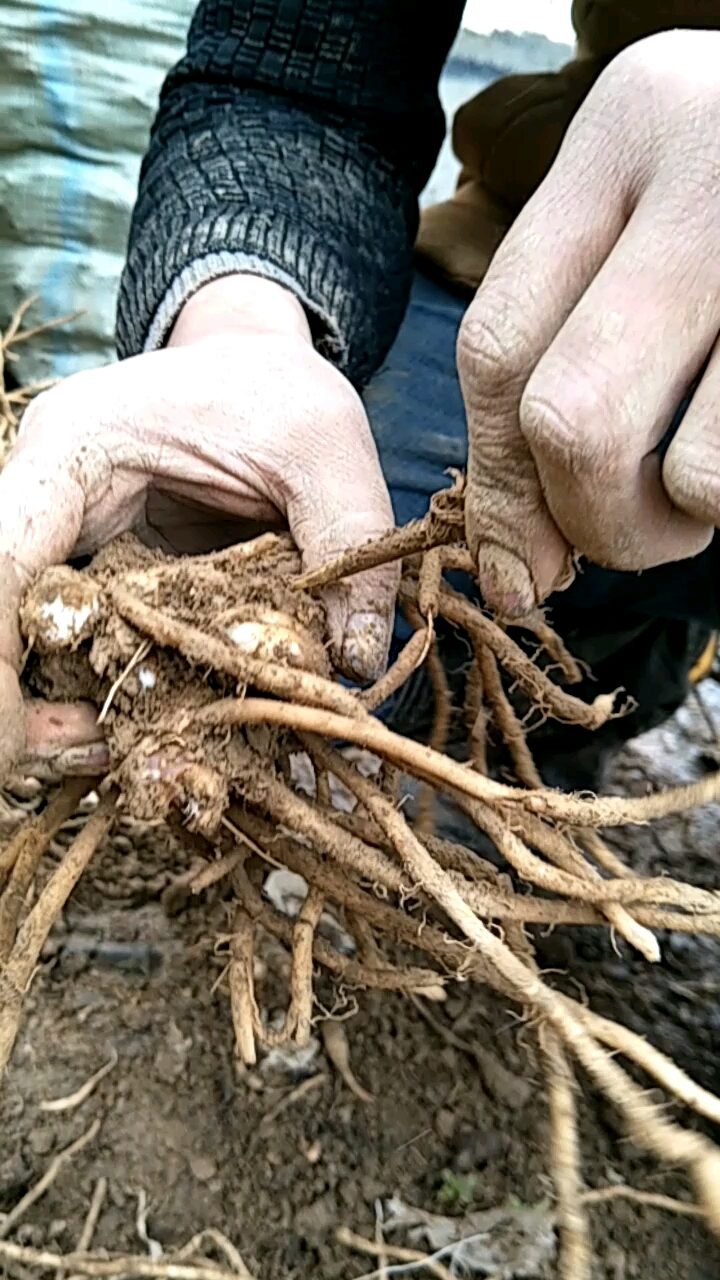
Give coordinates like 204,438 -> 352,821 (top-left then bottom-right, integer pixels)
51,743 -> 110,776
341,612 -> 391,683
476,544 -> 536,618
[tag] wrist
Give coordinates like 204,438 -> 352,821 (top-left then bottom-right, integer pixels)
168,274 -> 313,349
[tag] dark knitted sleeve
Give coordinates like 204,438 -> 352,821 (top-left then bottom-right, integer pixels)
117,0 -> 464,387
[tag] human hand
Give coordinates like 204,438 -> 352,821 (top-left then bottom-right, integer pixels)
458,29 -> 720,617
0,275 -> 398,780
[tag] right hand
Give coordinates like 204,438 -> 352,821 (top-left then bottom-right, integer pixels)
0,274 -> 399,782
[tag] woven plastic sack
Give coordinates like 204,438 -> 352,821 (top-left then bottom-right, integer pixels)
0,0 -> 196,384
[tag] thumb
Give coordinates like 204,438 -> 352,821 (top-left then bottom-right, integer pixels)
0,555 -> 26,780
285,373 -> 399,682
0,439 -> 84,780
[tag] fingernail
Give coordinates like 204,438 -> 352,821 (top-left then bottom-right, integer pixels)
476,545 -> 535,618
53,742 -> 110,776
341,612 -> 391,683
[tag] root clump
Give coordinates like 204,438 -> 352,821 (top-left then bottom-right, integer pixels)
4,472 -> 720,1278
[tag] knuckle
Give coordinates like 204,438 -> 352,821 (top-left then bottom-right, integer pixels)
520,390 -> 611,479
457,307 -> 528,398
664,442 -> 720,522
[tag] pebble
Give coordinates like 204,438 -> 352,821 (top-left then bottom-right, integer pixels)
153,1019 -> 192,1083
28,1126 -> 55,1156
293,1192 -> 337,1241
188,1153 -> 217,1182
0,1152 -> 31,1194
435,1108 -> 456,1142
16,1224 -> 45,1248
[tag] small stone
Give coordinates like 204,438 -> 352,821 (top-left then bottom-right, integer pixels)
476,1048 -> 532,1110
435,1108 -> 456,1142
0,1152 -> 30,1194
153,1019 -> 192,1083
108,1181 -> 126,1208
304,1140 -> 322,1164
28,1126 -> 55,1156
48,1219 -> 68,1240
294,1192 -> 337,1242
361,1176 -> 386,1203
453,1127 -> 507,1173
188,1153 -> 217,1183
16,1224 -> 45,1248
439,1046 -> 458,1071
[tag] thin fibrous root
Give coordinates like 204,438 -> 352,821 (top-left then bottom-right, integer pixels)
0,1240 -> 255,1280
229,903 -> 259,1066
418,546 -> 443,621
336,1226 -> 455,1280
0,1118 -> 101,1240
563,996 -> 720,1126
229,802 -> 481,987
520,610 -> 584,684
506,806 -> 659,962
227,762 -> 412,895
477,642 -> 540,789
0,776 -> 94,899
292,475 -> 465,593
522,768 -> 720,827
321,1019 -> 373,1103
403,595 -> 452,836
455,790 -> 717,912
463,658 -> 488,774
211,691 -> 720,833
231,860 -> 444,997
431,581 -> 622,730
212,699 -> 720,913
290,884 -> 324,1048
292,521 -> 451,593
361,626 -> 430,712
542,1030 -> 592,1280
0,791 -> 117,1080
198,697 -> 518,806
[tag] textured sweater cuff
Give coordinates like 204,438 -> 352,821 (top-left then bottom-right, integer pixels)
143,251 -> 347,366
117,89 -> 418,387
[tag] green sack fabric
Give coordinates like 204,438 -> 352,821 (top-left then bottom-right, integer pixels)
0,0 -> 197,384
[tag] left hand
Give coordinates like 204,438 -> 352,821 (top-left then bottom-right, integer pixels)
458,29 -> 720,616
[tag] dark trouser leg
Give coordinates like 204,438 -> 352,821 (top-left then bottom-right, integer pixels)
362,271 -> 718,790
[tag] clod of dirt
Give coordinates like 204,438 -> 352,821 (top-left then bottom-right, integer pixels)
20,532 -> 327,835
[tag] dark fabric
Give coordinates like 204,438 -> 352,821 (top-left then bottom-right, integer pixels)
117,0 -> 465,385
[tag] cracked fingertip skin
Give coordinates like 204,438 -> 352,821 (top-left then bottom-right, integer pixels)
476,544 -> 536,619
0,662 -> 26,784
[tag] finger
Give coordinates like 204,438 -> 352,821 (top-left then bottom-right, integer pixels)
285,361 -> 399,681
521,187 -> 719,569
458,82 -> 635,614
24,700 -> 104,753
0,428 -> 85,779
0,662 -> 25,782
663,335 -> 720,527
